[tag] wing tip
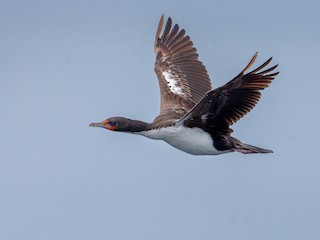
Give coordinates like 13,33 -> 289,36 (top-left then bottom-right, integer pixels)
241,51 -> 258,73
241,52 -> 280,77
156,14 -> 165,41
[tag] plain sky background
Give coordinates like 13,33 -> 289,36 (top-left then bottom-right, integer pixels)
1,0 -> 320,239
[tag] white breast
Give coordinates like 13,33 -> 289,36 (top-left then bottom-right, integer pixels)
135,125 -> 230,155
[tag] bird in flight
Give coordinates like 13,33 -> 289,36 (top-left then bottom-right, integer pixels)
90,15 -> 279,155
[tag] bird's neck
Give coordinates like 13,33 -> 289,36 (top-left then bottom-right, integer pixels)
127,119 -> 151,132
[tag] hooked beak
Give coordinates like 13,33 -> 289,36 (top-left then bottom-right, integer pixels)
89,120 -> 116,131
89,122 -> 105,128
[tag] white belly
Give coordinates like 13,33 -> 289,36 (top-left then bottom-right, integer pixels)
135,125 -> 230,155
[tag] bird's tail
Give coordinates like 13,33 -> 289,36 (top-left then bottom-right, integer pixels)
232,142 -> 273,154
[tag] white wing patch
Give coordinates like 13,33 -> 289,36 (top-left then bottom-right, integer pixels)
201,114 -> 208,121
162,70 -> 184,95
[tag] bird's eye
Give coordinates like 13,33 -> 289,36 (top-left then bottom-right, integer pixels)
109,121 -> 116,126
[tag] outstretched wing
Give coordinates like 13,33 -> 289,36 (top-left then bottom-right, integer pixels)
154,15 -> 212,115
182,52 -> 279,135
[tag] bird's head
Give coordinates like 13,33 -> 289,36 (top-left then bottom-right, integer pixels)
89,117 -> 132,132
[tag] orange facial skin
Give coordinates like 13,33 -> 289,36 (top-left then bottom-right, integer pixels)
107,125 -> 117,131
102,120 -> 117,131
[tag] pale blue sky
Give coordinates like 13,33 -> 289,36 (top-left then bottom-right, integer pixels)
1,0 -> 320,239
